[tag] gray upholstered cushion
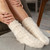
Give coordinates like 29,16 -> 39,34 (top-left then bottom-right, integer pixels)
0,30 -> 50,50
0,32 -> 24,50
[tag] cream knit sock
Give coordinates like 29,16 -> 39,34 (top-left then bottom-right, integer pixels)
8,20 -> 44,48
22,17 -> 49,45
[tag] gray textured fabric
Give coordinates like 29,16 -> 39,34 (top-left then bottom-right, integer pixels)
0,30 -> 50,50
0,32 -> 24,50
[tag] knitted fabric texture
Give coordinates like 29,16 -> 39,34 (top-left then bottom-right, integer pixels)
8,20 -> 44,48
22,17 -> 49,45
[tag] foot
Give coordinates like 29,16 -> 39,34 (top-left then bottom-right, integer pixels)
22,17 -> 49,45
8,20 -> 44,48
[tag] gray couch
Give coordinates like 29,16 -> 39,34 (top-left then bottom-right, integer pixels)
0,31 -> 50,50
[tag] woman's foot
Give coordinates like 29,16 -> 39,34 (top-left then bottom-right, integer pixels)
22,17 -> 49,45
8,20 -> 44,48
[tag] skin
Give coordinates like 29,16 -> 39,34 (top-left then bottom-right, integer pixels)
0,0 -> 15,25
6,0 -> 29,22
0,0 -> 29,24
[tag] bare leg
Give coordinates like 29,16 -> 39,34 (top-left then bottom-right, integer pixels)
6,0 -> 29,22
0,0 -> 44,48
6,0 -> 49,45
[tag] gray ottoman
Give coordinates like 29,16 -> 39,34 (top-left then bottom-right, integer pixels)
26,30 -> 50,50
0,32 -> 24,50
0,30 -> 50,50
